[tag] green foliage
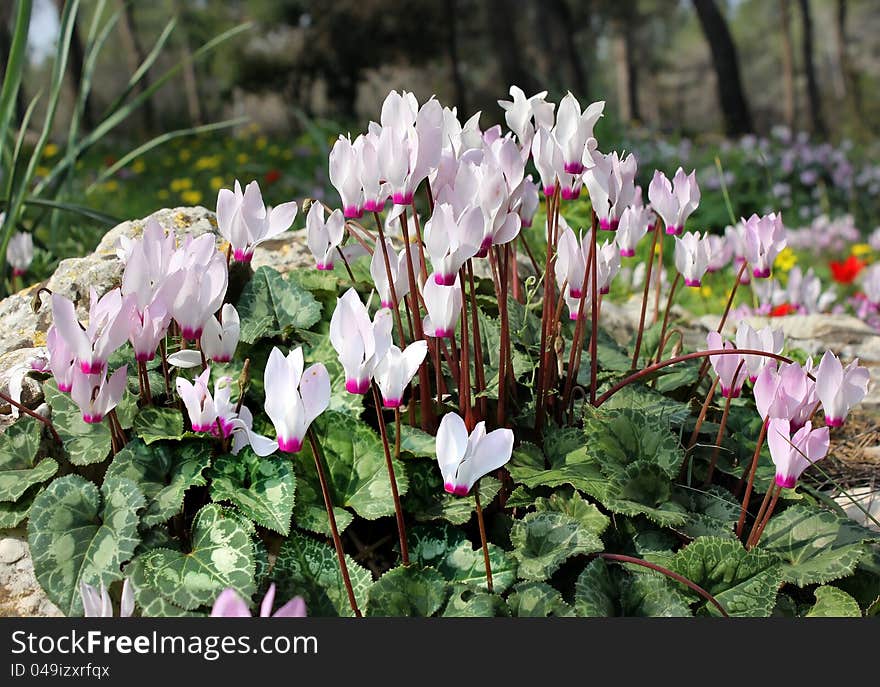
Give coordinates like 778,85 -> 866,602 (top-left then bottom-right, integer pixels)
133,407 -> 184,444
366,565 -> 449,617
210,449 -> 296,535
575,559 -> 693,617
0,417 -> 57,502
28,475 -> 144,616
442,585 -> 509,617
43,379 -> 110,466
511,511 -> 604,581
806,586 -> 862,618
506,581 -> 574,617
236,266 -> 322,343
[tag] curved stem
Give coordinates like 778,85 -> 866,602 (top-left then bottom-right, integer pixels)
631,220 -> 663,369
747,485 -> 780,550
371,384 -> 410,565
595,553 -> 730,618
652,271 -> 681,365
694,260 -> 749,387
687,376 -> 719,450
473,483 -> 494,593
595,349 -> 795,408
372,212 -> 407,347
307,429 -> 362,617
0,390 -> 62,444
736,420 -> 768,538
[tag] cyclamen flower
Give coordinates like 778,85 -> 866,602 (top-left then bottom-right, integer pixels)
815,350 -> 869,427
216,180 -> 298,262
767,418 -> 829,488
306,202 -> 345,270
518,176 -> 540,227
329,134 -> 364,218
211,584 -> 306,618
673,231 -> 712,287
532,127 -> 581,199
329,289 -> 393,394
370,237 -> 414,309
165,251 -> 228,340
648,168 -> 700,235
551,93 -> 604,175
742,212 -> 786,278
735,322 -> 784,382
424,203 -> 482,285
706,234 -> 731,273
374,341 -> 428,408
263,346 -> 330,453
706,332 -> 747,398
754,361 -> 817,431
436,412 -> 514,496
176,368 -> 217,432
555,221 -> 587,298
52,289 -> 135,374
47,325 -> 77,392
422,276 -> 462,338
80,579 -> 134,618
862,263 -> 880,305
497,85 -> 555,152
128,301 -> 170,362
6,231 -> 33,276
615,205 -> 652,257
70,366 -> 127,423
583,151 -> 637,231
201,304 -> 240,363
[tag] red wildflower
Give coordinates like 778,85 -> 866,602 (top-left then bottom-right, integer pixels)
264,168 -> 282,185
770,303 -> 796,317
829,255 -> 865,284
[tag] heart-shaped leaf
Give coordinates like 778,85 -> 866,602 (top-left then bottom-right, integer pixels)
533,488 -> 610,535
43,379 -> 111,466
757,505 -> 877,587
575,558 -> 693,617
510,511 -> 604,581
591,462 -> 689,527
0,417 -> 57,502
133,407 -> 185,445
210,449 -> 296,535
272,530 -> 372,617
0,484 -> 43,528
506,581 -> 574,617
236,266 -> 322,343
442,585 -> 509,617
28,475 -> 144,615
105,439 -> 211,527
124,555 -> 202,617
366,565 -> 449,617
405,460 -> 501,525
806,585 -> 862,618
140,504 -> 255,611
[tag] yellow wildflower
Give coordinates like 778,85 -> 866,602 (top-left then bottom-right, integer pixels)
102,180 -> 119,192
170,178 -> 193,192
35,165 -> 50,178
255,135 -> 268,150
131,159 -> 146,174
210,176 -> 225,191
700,285 -> 713,298
852,243 -> 872,258
774,247 -> 797,272
179,149 -> 192,162
236,153 -> 249,165
181,190 -> 203,205
42,143 -> 59,158
195,155 -> 222,171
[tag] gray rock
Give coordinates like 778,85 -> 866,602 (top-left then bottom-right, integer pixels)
0,538 -> 25,564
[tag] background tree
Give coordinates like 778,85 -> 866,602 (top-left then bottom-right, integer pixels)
797,0 -> 826,138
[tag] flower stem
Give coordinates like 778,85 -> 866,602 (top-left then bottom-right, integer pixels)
373,212 -> 408,347
631,220 -> 663,370
736,419 -> 768,538
589,210 -> 599,406
652,231 -> 665,325
747,485 -> 780,549
694,260 -> 749,388
494,248 -> 512,426
371,383 -> 410,566
704,381 -> 737,485
159,339 -> 172,397
306,429 -> 362,617
0,390 -> 62,444
473,482 -> 494,594
652,271 -> 681,365
687,375 -> 719,450
535,188 -> 561,433
466,261 -> 488,422
746,483 -> 776,548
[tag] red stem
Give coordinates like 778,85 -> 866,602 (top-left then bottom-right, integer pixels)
631,220 -> 663,369
473,484 -> 494,593
736,420 -> 768,538
371,384 -> 410,565
0,390 -> 63,444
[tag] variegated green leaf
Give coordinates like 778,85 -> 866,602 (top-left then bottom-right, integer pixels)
366,565 -> 449,617
43,379 -> 110,466
510,511 -> 604,581
0,417 -> 57,502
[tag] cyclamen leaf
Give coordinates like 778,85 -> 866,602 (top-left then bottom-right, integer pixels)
0,417 -> 58,502
272,530 -> 372,617
405,459 -> 501,525
124,555 -> 202,618
236,266 -> 322,343
442,585 -> 509,617
366,565 -> 449,617
575,559 -> 693,617
757,505 -> 877,587
506,581 -> 574,617
388,424 -> 436,459
533,488 -> 610,536
806,586 -> 862,618
140,504 -> 255,611
133,407 -> 184,445
592,462 -> 689,527
28,475 -> 145,616
0,485 -> 43,528
510,511 -> 604,581
210,449 -> 296,535
104,439 -> 211,527
43,379 -> 111,466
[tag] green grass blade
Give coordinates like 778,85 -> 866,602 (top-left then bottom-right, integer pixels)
4,90 -> 42,205
2,197 -> 121,226
0,0 -> 32,155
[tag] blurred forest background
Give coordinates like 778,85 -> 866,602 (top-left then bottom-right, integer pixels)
8,0 -> 879,140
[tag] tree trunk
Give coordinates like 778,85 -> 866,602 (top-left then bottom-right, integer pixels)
834,0 -> 864,126
485,0 -> 539,95
778,0 -> 796,130
546,0 -> 587,97
625,15 -> 640,122
171,0 -> 203,126
612,23 -> 632,122
445,0 -> 468,115
116,0 -> 156,132
55,0 -> 95,130
692,0 -> 753,136
797,0 -> 827,138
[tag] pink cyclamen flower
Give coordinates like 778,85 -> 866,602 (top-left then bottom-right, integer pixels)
128,301 -> 170,363
754,361 -> 817,431
306,202 -> 345,270
329,134 -> 364,218
164,251 -> 228,340
211,584 -> 306,618
216,180 -> 298,262
329,288 -> 393,394
615,204 -> 653,257
52,290 -> 134,375
70,365 -> 127,423
370,237 -> 414,309
47,325 -> 77,392
815,350 -> 869,427
551,92 -> 604,175
436,413 -> 514,496
555,220 -> 587,298
862,263 -> 880,305
6,231 -> 33,277
583,151 -> 637,231
373,341 -> 428,408
706,234 -> 731,273
648,168 -> 700,235
517,176 -> 540,227
263,346 -> 330,453
766,418 -> 830,488
735,322 -> 784,382
673,231 -> 711,287
706,332 -> 748,398
422,275 -> 462,338
742,212 -> 786,278
176,368 -> 217,432
80,579 -> 134,618
424,203 -> 482,285
497,85 -> 555,152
